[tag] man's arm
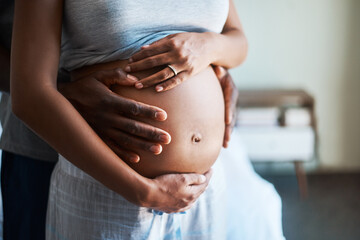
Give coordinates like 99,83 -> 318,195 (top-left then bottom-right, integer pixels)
58,70 -> 171,163
0,45 -> 10,93
1,39 -> 170,163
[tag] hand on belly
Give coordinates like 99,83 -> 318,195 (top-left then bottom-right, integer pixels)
112,66 -> 225,178
72,62 -> 225,178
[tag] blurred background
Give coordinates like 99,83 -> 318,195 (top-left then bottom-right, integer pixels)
230,0 -> 360,239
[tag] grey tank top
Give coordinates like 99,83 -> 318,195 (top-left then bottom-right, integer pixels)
60,0 -> 229,71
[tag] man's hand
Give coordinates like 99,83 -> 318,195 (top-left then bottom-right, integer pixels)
141,169 -> 213,213
213,66 -> 239,148
58,68 -> 171,163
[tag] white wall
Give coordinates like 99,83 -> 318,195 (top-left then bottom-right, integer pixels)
231,0 -> 360,171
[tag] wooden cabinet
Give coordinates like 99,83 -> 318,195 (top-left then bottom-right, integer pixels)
235,89 -> 318,198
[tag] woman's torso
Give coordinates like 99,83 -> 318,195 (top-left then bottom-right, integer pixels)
72,61 -> 225,177
63,0 -> 229,177
60,0 -> 229,72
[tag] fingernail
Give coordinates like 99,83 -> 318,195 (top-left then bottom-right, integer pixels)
128,58 -> 133,63
142,45 -> 150,49
200,175 -> 206,183
125,66 -> 131,72
228,115 -> 233,124
155,111 -> 167,120
135,82 -> 143,89
127,74 -> 138,81
150,145 -> 162,154
156,86 -> 163,92
131,156 -> 140,163
159,134 -> 170,144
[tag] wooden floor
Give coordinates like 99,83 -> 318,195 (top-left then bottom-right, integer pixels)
261,172 -> 360,240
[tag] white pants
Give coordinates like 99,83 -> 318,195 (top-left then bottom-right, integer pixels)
46,156 -> 227,240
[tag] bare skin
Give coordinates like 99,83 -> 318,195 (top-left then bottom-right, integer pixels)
125,0 -> 247,92
71,60 -> 225,177
0,49 -> 238,213
214,65 -> 239,148
10,0 -> 247,212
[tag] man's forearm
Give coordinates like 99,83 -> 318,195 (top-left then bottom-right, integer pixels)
0,45 -> 10,93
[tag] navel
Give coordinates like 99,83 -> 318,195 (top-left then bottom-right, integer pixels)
191,132 -> 202,143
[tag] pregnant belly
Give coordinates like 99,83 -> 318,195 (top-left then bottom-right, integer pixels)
72,61 -> 225,178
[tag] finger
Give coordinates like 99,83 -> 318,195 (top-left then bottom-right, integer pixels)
109,94 -> 167,121
223,83 -> 234,125
134,67 -> 177,89
109,115 -> 171,144
106,130 -> 163,155
174,205 -> 194,213
229,87 -> 239,124
106,139 -> 140,163
186,168 -> 213,186
126,53 -> 171,72
212,65 -> 227,80
155,72 -> 188,92
94,68 -> 138,87
129,43 -> 171,63
183,172 -> 208,186
223,110 -> 236,148
223,125 -> 231,148
223,78 -> 238,125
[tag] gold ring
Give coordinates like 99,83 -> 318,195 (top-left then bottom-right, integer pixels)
167,65 -> 178,76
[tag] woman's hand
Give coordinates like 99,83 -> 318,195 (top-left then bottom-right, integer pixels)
213,66 -> 239,148
59,68 -> 171,164
124,0 -> 249,93
140,169 -> 213,213
125,32 -> 216,92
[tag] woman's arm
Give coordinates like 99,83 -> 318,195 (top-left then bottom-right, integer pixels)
11,0 -> 210,213
125,0 -> 248,92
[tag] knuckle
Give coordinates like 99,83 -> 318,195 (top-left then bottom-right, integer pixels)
144,50 -> 152,58
171,77 -> 182,86
188,194 -> 195,202
160,71 -> 170,79
127,122 -> 139,135
147,58 -> 157,66
169,39 -> 177,48
178,49 -> 185,59
185,62 -> 194,72
179,175 -> 187,183
147,128 -> 158,140
129,103 -> 140,116
180,199 -> 188,207
121,135 -> 131,146
99,95 -> 112,108
115,69 -> 126,79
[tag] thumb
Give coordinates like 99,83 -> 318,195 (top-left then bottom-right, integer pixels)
184,174 -> 207,185
212,65 -> 227,80
94,68 -> 138,87
186,169 -> 213,185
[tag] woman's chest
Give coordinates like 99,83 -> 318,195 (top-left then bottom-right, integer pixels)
62,0 -> 229,49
